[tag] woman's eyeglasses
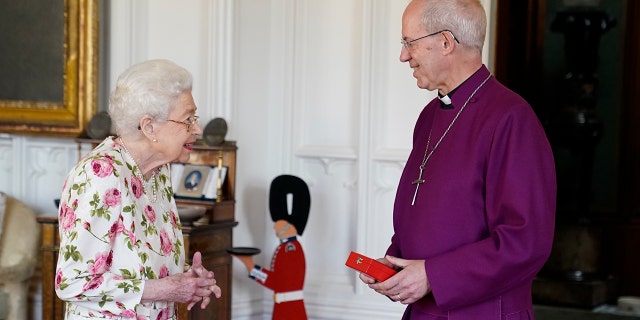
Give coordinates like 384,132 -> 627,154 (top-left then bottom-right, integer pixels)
167,115 -> 200,132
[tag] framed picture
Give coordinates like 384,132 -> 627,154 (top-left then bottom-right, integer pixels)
171,163 -> 228,200
175,165 -> 210,199
0,0 -> 99,136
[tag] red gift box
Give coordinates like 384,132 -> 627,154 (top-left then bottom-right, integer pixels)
345,251 -> 397,282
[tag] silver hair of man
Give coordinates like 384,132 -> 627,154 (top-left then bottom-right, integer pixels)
418,0 -> 487,53
109,59 -> 193,138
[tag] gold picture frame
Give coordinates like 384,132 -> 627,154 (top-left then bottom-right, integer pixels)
0,0 -> 98,136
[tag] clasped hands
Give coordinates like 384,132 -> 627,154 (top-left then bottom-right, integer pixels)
183,251 -> 222,310
359,255 -> 430,305
144,251 -> 222,310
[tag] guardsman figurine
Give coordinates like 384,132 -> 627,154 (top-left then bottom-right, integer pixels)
231,175 -> 311,320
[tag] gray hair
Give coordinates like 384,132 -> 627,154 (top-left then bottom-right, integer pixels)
420,0 -> 486,53
108,59 -> 193,137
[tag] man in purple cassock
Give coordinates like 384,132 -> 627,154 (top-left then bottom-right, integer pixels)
359,0 -> 557,319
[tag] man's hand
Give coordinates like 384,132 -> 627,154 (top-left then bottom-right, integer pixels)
366,255 -> 430,304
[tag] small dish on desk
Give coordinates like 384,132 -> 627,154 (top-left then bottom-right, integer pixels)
226,247 -> 261,256
177,205 -> 206,226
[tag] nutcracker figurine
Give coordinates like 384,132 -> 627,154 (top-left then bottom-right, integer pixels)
230,175 -> 311,320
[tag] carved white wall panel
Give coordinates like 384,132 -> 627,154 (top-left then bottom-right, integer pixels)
292,0 -> 363,150
206,0 -> 235,123
228,1 -> 274,316
147,2 -> 211,117
108,1 -> 148,85
109,0 -> 235,131
0,135 -> 76,216
299,158 -> 357,275
364,161 -> 404,252
0,135 -> 14,194
369,0 -> 436,155
263,0 -> 422,318
22,138 -> 78,216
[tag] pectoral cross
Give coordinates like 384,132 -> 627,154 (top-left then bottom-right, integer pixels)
411,167 -> 426,205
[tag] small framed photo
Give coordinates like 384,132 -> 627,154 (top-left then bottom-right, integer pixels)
175,165 -> 210,199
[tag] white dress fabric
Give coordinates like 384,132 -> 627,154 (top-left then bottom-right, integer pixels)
55,137 -> 185,319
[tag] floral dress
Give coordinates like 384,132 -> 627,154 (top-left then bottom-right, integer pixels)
55,137 -> 185,319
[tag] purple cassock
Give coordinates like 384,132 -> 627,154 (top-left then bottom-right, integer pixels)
387,65 -> 556,319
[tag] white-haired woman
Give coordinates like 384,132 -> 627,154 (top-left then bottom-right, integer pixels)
55,59 -> 221,319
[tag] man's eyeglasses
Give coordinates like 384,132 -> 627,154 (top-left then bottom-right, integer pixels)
167,115 -> 200,132
401,29 -> 460,50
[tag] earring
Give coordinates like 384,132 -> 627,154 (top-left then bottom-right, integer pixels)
152,137 -> 157,142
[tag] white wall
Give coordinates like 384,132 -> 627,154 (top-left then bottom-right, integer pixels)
2,0 -> 495,319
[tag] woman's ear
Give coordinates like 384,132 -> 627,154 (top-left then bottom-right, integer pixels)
138,116 -> 155,137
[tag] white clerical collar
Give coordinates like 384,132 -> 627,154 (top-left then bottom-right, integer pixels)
439,94 -> 452,105
438,93 -> 453,109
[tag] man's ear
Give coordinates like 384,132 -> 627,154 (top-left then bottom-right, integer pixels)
442,32 -> 456,54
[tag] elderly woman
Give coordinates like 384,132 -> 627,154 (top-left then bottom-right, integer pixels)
55,59 -> 221,319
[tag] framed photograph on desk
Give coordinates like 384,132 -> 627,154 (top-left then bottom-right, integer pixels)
172,163 -> 228,200
175,165 -> 210,199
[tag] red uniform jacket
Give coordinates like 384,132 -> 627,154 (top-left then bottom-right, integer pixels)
250,236 -> 307,320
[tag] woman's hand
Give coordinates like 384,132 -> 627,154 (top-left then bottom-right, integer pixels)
185,251 -> 222,310
141,251 -> 221,309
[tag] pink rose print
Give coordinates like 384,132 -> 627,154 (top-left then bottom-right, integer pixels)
159,229 -> 173,255
59,203 -> 76,231
159,265 -> 170,278
144,205 -> 156,223
126,229 -> 137,245
169,210 -> 178,228
109,217 -> 125,243
82,275 -> 104,291
91,158 -> 114,178
89,251 -> 113,275
55,269 -> 64,289
156,307 -> 170,320
130,175 -> 143,199
121,309 -> 136,318
104,188 -> 122,207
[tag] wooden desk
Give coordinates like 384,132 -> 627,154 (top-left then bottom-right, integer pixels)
37,216 -> 237,320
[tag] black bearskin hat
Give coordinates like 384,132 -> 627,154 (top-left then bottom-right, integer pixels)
269,175 -> 311,235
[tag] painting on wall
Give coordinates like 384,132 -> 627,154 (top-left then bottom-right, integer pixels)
0,0 -> 99,137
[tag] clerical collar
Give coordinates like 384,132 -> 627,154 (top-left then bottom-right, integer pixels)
438,68 -> 484,109
438,87 -> 458,109
280,236 -> 297,244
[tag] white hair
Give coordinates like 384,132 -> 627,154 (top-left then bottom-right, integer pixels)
108,59 -> 193,137
420,0 -> 487,53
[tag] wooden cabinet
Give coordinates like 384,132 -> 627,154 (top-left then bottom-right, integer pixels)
37,140 -> 238,320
